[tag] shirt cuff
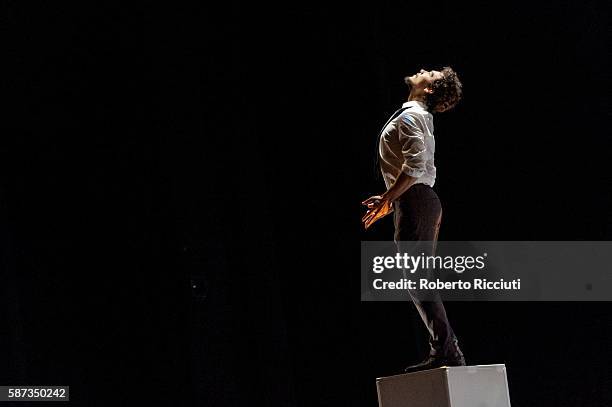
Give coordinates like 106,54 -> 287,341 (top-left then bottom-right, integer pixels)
401,164 -> 425,178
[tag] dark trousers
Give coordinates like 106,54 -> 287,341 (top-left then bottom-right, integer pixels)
393,184 -> 459,357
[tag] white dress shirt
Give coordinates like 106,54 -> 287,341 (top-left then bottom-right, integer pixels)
378,100 -> 436,189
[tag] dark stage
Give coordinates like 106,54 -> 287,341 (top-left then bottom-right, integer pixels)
2,1 -> 611,406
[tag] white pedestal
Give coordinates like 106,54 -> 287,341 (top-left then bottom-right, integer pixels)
376,364 -> 511,407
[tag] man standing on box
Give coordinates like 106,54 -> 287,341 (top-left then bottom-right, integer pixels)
362,67 -> 465,372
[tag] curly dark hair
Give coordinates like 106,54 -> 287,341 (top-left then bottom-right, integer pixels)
424,67 -> 463,113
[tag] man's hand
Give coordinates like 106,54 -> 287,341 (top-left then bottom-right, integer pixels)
361,195 -> 393,230
362,171 -> 420,229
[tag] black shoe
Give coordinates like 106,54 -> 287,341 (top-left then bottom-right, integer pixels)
403,353 -> 466,373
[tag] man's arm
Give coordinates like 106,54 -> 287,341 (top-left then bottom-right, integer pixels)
381,171 -> 419,202
362,113 -> 427,228
362,171 -> 418,211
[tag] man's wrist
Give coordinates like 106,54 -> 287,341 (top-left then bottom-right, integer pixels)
382,190 -> 397,203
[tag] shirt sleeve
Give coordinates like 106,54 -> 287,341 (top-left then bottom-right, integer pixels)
398,112 -> 427,178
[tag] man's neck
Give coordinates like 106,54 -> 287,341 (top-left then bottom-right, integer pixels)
407,92 -> 426,104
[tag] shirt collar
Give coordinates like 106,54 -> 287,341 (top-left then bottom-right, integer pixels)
402,100 -> 428,111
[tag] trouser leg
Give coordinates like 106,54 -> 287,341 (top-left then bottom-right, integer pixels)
394,185 -> 460,358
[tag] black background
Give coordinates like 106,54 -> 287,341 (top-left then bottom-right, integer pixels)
2,1 -> 611,406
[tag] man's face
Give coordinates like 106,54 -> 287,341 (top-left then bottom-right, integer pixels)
405,68 -> 444,92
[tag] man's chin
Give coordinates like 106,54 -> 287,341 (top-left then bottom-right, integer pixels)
404,76 -> 414,87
